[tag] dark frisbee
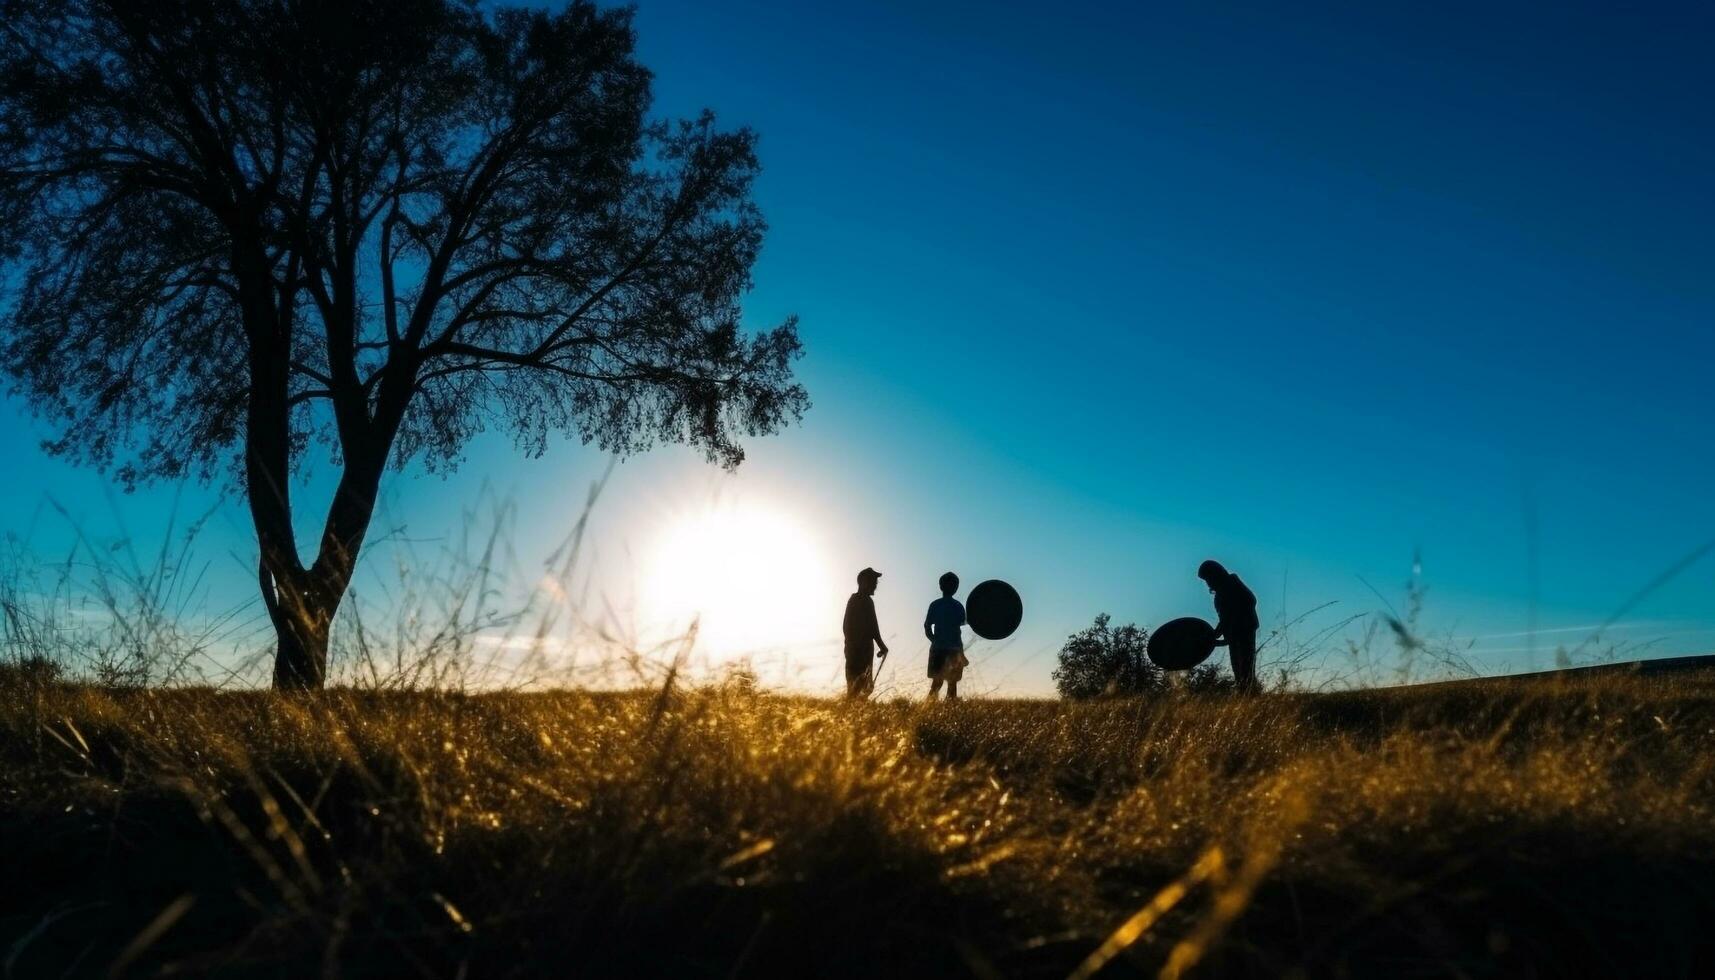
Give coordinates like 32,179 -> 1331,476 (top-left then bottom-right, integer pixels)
1148,617 -> 1218,671
967,579 -> 1023,640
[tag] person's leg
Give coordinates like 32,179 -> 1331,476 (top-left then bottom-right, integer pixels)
928,677 -> 943,700
946,680 -> 958,701
1230,633 -> 1259,695
846,653 -> 873,699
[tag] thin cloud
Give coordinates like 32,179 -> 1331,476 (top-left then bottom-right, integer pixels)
1472,621 -> 1673,641
1472,628 -> 1715,654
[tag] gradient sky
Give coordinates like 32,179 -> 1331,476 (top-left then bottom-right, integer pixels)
3,0 -> 1712,694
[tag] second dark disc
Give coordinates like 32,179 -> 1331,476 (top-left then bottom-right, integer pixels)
966,579 -> 1023,640
1147,616 -> 1218,671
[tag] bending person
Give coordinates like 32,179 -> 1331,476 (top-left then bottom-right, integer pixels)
1198,559 -> 1260,695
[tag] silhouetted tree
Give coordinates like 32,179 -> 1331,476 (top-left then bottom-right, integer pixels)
0,0 -> 806,688
1053,613 -> 1161,700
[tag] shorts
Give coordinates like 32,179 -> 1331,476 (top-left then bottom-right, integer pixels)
928,647 -> 966,681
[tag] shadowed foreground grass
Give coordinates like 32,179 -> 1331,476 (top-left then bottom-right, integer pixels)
3,672 -> 1714,977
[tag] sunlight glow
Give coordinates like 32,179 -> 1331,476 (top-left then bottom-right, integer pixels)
639,496 -> 836,662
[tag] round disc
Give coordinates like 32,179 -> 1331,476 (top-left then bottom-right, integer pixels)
966,579 -> 1023,640
1147,617 -> 1218,670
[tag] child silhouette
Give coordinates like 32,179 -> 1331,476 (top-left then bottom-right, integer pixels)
924,572 -> 968,700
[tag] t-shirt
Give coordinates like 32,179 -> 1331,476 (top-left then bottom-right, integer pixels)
924,596 -> 966,650
843,593 -> 882,653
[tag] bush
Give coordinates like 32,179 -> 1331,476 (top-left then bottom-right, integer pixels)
0,654 -> 62,689
1053,613 -> 1163,699
1184,660 -> 1237,694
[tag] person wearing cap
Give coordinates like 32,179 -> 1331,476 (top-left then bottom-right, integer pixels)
1198,559 -> 1260,694
924,571 -> 967,701
842,567 -> 888,698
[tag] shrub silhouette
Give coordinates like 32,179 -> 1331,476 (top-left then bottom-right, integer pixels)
0,655 -> 61,689
1053,613 -> 1163,699
1185,660 -> 1238,694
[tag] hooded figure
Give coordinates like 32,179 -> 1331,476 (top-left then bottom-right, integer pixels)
1198,559 -> 1260,695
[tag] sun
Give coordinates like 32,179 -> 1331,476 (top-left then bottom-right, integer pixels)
639,496 -> 836,663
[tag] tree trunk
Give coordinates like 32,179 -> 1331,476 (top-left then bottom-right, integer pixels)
229,229 -> 347,692
235,213 -> 403,691
263,561 -> 337,690
258,466 -> 385,691
271,627 -> 327,689
260,446 -> 392,691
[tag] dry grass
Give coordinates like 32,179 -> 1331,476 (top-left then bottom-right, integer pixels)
3,671 -> 1714,977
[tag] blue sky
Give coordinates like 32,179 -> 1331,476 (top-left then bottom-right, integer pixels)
3,1 -> 1712,693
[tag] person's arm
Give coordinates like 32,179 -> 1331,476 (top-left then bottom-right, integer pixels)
924,604 -> 935,643
870,598 -> 887,656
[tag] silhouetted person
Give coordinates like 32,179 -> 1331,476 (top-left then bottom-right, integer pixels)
843,567 -> 888,698
924,571 -> 968,701
1199,559 -> 1260,695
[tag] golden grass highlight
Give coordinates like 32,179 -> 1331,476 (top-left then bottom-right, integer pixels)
1,671 -> 1712,975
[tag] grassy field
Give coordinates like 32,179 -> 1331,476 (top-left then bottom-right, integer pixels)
3,671 -> 1714,978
